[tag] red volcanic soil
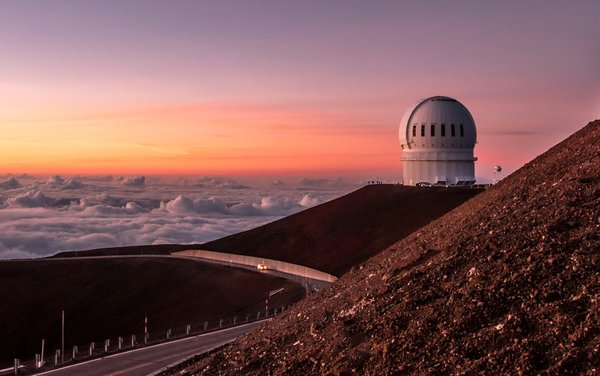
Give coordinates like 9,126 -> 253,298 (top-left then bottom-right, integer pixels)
168,121 -> 599,375
0,258 -> 304,366
203,185 -> 482,276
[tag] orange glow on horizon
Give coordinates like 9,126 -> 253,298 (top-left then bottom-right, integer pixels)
0,99 -> 403,176
0,87 -> 587,179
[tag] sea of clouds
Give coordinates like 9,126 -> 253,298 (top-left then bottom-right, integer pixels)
0,174 -> 361,259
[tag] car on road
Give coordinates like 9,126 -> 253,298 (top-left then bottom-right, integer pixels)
257,264 -> 268,271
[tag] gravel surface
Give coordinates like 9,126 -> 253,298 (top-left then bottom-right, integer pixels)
165,120 -> 599,375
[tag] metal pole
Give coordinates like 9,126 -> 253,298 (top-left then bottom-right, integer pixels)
41,339 -> 45,367
61,310 -> 65,363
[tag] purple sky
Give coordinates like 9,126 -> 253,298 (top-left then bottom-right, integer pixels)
0,1 -> 598,178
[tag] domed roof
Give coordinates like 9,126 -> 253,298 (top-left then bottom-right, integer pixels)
400,96 -> 477,150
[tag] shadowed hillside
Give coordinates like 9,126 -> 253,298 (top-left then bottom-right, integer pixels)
56,186 -> 481,278
203,185 -> 482,276
0,258 -> 304,366
169,121 -> 599,375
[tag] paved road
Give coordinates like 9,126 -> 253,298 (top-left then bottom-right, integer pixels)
35,254 -> 331,292
34,321 -> 265,376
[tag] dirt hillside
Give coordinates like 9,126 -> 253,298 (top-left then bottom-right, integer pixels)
0,258 -> 304,366
204,185 -> 481,276
169,120 -> 599,375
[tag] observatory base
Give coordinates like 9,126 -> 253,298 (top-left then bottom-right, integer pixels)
402,159 -> 475,186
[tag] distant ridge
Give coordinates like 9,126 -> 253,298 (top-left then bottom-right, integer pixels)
203,185 -> 482,276
170,120 -> 599,375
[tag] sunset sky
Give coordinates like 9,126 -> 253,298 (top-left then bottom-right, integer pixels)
0,1 -> 598,179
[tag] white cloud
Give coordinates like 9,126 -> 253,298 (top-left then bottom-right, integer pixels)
0,176 -> 355,259
74,175 -> 114,182
299,193 -> 320,207
6,190 -> 53,208
160,195 -> 308,216
47,175 -> 65,185
88,193 -> 127,207
0,178 -> 22,189
163,195 -> 196,214
195,176 -> 248,189
122,176 -> 145,186
62,179 -> 84,190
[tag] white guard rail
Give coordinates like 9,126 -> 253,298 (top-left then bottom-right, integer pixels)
173,250 -> 337,283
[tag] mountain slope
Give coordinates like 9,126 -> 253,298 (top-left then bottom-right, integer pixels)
204,185 -> 481,276
170,120 -> 599,375
55,187 -> 480,277
0,258 -> 304,365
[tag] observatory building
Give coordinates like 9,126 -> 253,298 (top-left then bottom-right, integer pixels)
399,96 -> 477,186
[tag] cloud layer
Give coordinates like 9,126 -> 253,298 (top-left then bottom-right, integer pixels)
0,176 -> 357,259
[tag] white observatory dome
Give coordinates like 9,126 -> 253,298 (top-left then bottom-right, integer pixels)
399,96 -> 477,150
399,96 -> 478,186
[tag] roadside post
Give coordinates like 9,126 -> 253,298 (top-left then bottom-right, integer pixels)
61,310 -> 65,363
40,339 -> 45,368
144,313 -> 148,343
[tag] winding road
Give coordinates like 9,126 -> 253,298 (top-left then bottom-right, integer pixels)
17,253 -> 334,375
34,320 -> 265,376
